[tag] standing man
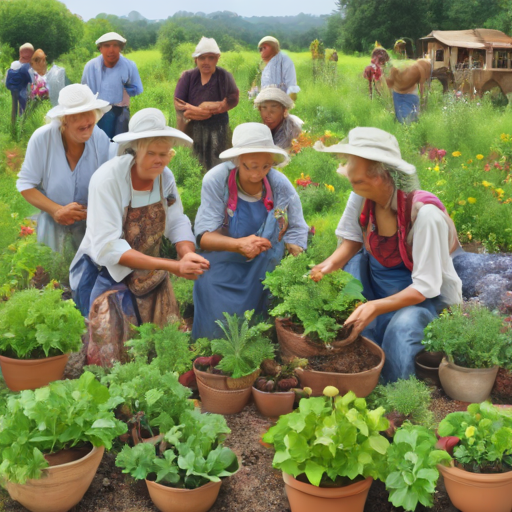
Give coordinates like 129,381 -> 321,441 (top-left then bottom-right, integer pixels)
6,43 -> 34,117
82,32 -> 143,139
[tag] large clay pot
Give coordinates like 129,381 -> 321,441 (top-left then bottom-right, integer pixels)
438,464 -> 512,512
283,472 -> 373,512
196,378 -> 252,414
252,386 -> 295,418
0,353 -> 69,391
438,358 -> 499,402
414,350 -> 444,387
146,479 -> 222,512
6,445 -> 104,512
294,337 -> 385,397
193,361 -> 260,390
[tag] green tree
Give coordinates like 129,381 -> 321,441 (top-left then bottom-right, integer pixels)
0,0 -> 83,61
158,21 -> 186,65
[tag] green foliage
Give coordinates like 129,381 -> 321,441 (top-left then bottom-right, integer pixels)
385,423 -> 452,511
211,310 -> 275,379
263,391 -> 390,485
263,253 -> 365,343
297,185 -> 340,219
0,202 -> 19,254
116,408 -> 238,489
422,304 -> 511,369
158,21 -> 186,65
170,274 -> 194,316
438,401 -> 512,473
0,372 -> 127,484
0,286 -> 85,359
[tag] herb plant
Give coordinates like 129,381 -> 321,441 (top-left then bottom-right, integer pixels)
0,372 -> 127,484
422,304 -> 511,369
263,253 -> 365,343
0,286 -> 85,359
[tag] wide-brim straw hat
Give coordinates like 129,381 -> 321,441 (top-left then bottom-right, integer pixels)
258,36 -> 280,51
314,127 -> 416,175
46,84 -> 111,119
95,32 -> 127,48
254,87 -> 294,110
113,108 -> 193,147
219,123 -> 289,164
192,37 -> 221,58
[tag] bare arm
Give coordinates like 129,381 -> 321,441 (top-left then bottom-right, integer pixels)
200,231 -> 272,259
175,241 -> 196,259
21,188 -> 86,225
310,239 -> 363,281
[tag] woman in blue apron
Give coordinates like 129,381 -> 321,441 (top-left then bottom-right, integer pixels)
192,123 -> 309,339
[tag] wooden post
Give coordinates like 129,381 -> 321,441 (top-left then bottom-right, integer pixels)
11,89 -> 19,126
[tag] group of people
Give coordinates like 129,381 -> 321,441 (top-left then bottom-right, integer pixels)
15,31 -> 463,383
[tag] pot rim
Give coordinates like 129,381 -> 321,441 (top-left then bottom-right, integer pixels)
438,463 -> 512,485
440,357 -> 500,374
145,478 -> 221,493
197,379 -> 252,394
282,472 -> 373,497
252,386 -> 295,396
0,353 -> 69,364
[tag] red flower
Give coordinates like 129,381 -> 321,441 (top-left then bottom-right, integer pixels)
484,164 -> 491,172
436,436 -> 460,455
19,226 -> 34,237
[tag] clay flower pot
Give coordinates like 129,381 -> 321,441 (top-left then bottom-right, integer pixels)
438,357 -> 499,402
283,472 -> 373,512
146,479 -> 222,512
0,353 -> 69,391
193,361 -> 260,390
438,464 -> 512,512
6,445 -> 104,512
196,378 -> 252,414
252,386 -> 295,418
414,350 -> 444,387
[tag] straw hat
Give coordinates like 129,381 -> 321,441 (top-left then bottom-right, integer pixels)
254,87 -> 294,110
314,127 -> 416,175
192,37 -> 221,58
219,123 -> 289,164
46,84 -> 111,119
95,32 -> 126,49
19,43 -> 34,52
113,108 -> 193,147
258,36 -> 280,51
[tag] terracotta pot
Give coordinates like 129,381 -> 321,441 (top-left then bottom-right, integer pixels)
414,350 -> 444,387
193,362 -> 260,390
196,378 -> 252,414
252,386 -> 295,418
146,479 -> 222,512
294,337 -> 385,397
438,464 -> 512,512
0,353 -> 69,391
283,472 -> 373,512
6,445 -> 104,512
438,358 -> 499,402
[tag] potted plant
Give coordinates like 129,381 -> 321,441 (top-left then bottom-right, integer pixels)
436,401 -> 512,512
193,310 -> 275,414
116,408 -> 239,512
0,286 -> 85,391
414,349 -> 444,387
422,303 -> 510,402
263,254 -> 384,397
0,372 -> 127,512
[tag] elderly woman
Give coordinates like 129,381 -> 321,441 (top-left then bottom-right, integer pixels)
192,123 -> 309,339
254,87 -> 303,151
258,36 -> 300,100
16,84 -> 115,254
174,37 -> 239,170
70,108 -> 209,366
311,127 -> 462,382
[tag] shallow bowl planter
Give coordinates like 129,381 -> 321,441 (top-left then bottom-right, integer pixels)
193,362 -> 260,390
0,353 -> 69,391
283,472 -> 372,512
414,350 -> 444,387
438,357 -> 499,402
294,337 -> 385,397
6,445 -> 104,512
438,464 -> 512,512
252,386 -> 295,419
146,479 -> 222,512
196,378 -> 252,414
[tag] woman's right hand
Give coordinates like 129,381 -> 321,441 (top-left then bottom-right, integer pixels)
52,202 -> 87,226
177,252 -> 210,280
236,235 -> 272,259
310,259 -> 336,282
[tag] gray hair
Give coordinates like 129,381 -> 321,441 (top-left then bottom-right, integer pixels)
367,161 -> 420,194
117,136 -> 175,157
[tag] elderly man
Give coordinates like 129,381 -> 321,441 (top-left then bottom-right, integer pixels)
6,43 -> 34,116
174,37 -> 239,170
82,32 -> 143,139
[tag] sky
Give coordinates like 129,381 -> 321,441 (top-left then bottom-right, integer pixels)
60,0 -> 338,21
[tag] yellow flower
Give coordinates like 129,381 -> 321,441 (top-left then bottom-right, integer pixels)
458,200 -> 466,206
501,133 -> 509,142
467,159 -> 473,164
476,154 -> 484,160
482,181 -> 492,187
465,426 -> 476,438
495,188 -> 505,199
468,197 -> 477,204
433,165 -> 440,172
467,231 -> 473,240
323,386 -> 339,397
303,387 -> 313,396
452,151 -> 462,157
324,184 -> 335,192
324,130 -> 333,138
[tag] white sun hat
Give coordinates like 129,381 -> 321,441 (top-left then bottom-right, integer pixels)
254,87 -> 294,110
95,32 -> 127,48
219,123 -> 289,164
314,127 -> 416,175
192,37 -> 221,58
113,108 -> 193,147
258,36 -> 280,50
46,84 -> 111,119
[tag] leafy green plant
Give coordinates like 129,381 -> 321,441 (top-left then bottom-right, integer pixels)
116,408 -> 239,489
0,372 -> 127,484
297,184 -> 340,219
0,286 -> 85,359
210,310 -> 275,379
422,304 -> 511,369
263,253 -> 365,343
169,274 -> 194,316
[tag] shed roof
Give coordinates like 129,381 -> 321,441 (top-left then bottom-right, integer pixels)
421,29 -> 512,49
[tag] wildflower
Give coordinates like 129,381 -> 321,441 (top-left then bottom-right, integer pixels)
323,386 -> 339,397
467,232 -> 473,240
19,226 -> 34,237
501,133 -> 510,142
494,162 -> 503,170
484,164 -> 491,172
495,188 -> 505,200
324,130 -> 333,138
467,197 -> 477,204
476,154 -> 484,160
10,212 -> 19,219
324,184 -> 335,192
482,181 -> 492,187
452,151 -> 462,157
433,165 -> 440,172
458,200 -> 466,206
438,149 -> 447,159
465,426 -> 476,438
467,159 -> 473,164
296,173 -> 312,187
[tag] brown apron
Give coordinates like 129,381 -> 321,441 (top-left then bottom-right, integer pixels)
87,176 -> 179,367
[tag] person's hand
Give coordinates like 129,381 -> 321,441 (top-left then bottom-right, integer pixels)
341,302 -> 378,345
310,259 -> 336,282
207,98 -> 228,115
175,98 -> 188,111
237,235 -> 272,259
285,243 -> 303,257
52,203 -> 87,226
177,252 -> 210,280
